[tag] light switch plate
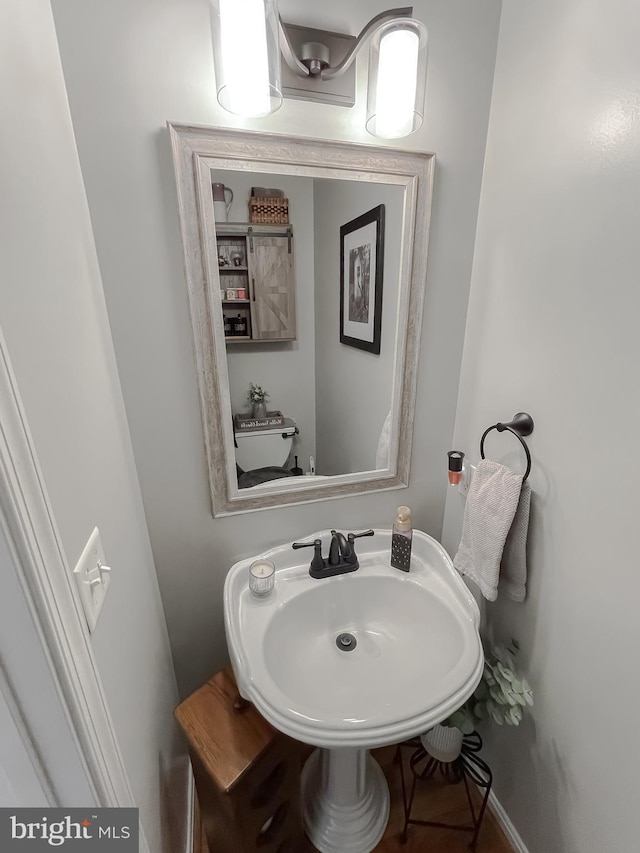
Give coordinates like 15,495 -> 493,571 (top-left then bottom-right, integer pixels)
73,527 -> 111,633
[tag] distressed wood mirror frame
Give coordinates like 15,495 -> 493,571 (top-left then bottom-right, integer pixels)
168,123 -> 434,517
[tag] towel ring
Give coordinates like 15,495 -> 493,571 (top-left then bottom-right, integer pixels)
480,412 -> 534,482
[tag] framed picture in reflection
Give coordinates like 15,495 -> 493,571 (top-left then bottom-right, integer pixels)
339,204 -> 385,354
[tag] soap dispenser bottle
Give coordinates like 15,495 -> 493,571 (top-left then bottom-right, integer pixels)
391,506 -> 412,572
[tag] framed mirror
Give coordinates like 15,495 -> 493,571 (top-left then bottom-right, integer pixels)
169,124 -> 434,516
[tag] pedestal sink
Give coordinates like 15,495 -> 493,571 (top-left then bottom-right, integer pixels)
224,528 -> 482,853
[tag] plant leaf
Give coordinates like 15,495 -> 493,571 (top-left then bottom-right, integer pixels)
509,705 -> 523,725
461,717 -> 475,734
489,687 -> 506,704
496,674 -> 511,692
497,662 -> 514,682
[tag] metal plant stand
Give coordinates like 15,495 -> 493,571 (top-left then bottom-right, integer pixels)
396,731 -> 493,849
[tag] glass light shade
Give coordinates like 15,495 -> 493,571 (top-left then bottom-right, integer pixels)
366,19 -> 428,139
210,0 -> 282,118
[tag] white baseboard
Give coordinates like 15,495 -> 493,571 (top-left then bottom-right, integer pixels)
487,790 -> 529,853
184,768 -> 195,853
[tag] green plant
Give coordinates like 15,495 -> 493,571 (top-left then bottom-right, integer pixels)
444,640 -> 533,734
248,382 -> 269,404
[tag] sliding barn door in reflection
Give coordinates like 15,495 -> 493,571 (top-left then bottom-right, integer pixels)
250,235 -> 296,341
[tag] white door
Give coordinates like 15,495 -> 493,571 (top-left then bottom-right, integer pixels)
0,510 -> 96,807
0,336 -> 152,851
0,670 -> 53,808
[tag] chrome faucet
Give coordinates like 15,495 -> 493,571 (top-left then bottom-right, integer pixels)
293,529 -> 375,579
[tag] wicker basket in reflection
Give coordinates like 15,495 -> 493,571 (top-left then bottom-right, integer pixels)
249,196 -> 289,224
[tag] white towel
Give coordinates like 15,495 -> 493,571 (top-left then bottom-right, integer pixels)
453,459 -> 529,602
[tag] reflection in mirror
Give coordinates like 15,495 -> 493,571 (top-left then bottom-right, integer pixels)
211,168 -> 404,491
168,125 -> 434,516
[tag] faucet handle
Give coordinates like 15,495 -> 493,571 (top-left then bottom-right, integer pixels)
292,537 -> 322,549
347,529 -> 374,561
292,538 -> 325,571
347,529 -> 375,542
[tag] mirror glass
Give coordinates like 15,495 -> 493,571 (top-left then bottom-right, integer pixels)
212,167 -> 404,489
169,125 -> 434,515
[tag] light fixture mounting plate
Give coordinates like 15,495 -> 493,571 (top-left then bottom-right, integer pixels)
281,23 -> 356,108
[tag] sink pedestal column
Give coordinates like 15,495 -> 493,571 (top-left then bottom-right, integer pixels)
300,747 -> 389,853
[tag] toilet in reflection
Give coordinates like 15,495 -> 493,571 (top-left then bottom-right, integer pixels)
234,418 -> 298,473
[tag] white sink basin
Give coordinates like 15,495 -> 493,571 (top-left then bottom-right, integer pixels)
225,528 -> 482,749
224,528 -> 483,853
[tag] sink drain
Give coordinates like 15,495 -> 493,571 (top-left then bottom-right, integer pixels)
336,632 -> 357,652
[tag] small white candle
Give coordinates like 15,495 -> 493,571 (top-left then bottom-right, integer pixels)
249,559 -> 275,596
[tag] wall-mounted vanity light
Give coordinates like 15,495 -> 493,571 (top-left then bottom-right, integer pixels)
210,2 -> 428,139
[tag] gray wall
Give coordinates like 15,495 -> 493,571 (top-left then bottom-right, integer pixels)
313,179 -> 403,475
442,0 -> 640,850
0,2 -> 186,849
51,0 -> 502,696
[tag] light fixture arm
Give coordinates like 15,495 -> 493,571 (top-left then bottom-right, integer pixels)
278,18 -> 310,77
279,7 -> 413,80
322,7 -> 413,80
